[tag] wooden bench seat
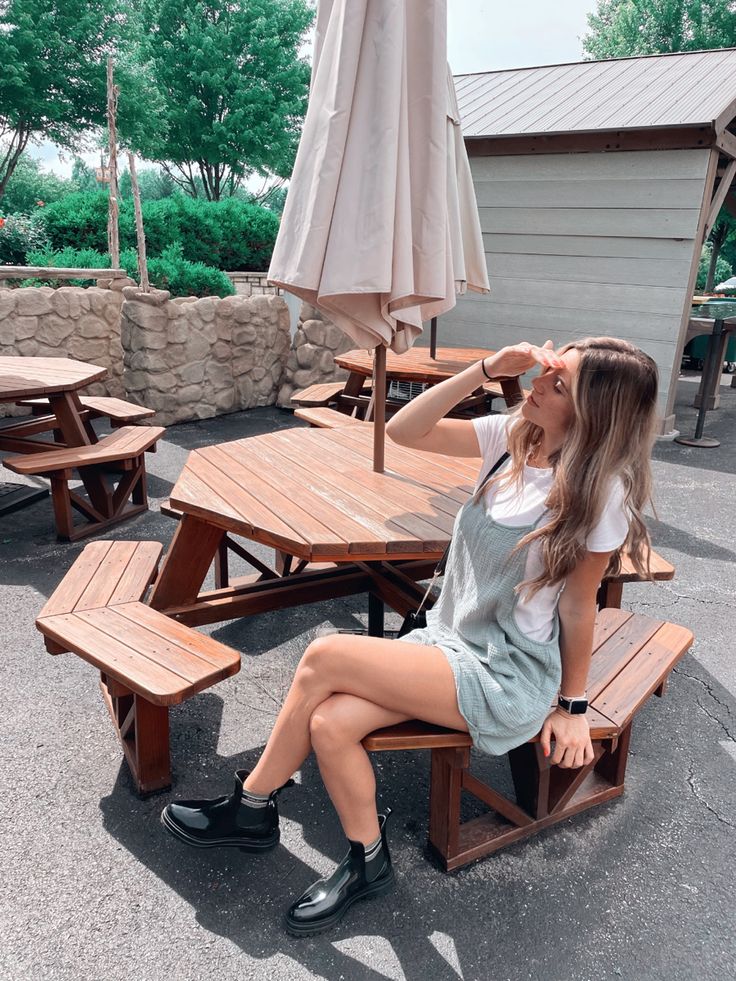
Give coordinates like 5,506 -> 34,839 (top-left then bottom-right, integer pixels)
291,381 -> 350,407
18,395 -> 155,426
36,540 -> 241,793
4,425 -> 163,475
363,608 -> 693,870
294,406 -> 369,429
3,426 -> 165,541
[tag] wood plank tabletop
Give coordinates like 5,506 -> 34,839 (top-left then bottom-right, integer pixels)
169,427 -> 480,562
334,346 -> 511,384
168,425 -> 680,576
0,356 -> 107,401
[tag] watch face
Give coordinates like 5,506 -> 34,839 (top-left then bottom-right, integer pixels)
559,697 -> 588,714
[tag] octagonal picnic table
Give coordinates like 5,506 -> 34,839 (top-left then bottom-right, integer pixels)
150,423 -> 675,629
149,425 -> 478,626
332,346 -> 525,419
0,356 -> 107,517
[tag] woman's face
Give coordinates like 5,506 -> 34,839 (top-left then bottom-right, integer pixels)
520,347 -> 580,438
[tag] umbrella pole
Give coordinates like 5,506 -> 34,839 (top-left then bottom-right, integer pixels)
430,317 -> 438,359
372,344 -> 387,472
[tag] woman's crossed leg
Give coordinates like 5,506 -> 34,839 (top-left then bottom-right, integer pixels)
245,632 -> 468,844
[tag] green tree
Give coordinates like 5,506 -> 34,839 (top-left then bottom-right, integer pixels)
0,0 -> 150,199
696,239 -> 733,290
0,154 -> 73,214
119,166 -> 176,201
71,158 -> 100,194
583,1 -> 736,59
135,0 -> 313,200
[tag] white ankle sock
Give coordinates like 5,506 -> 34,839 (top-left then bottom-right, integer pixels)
241,787 -> 269,808
364,833 -> 383,862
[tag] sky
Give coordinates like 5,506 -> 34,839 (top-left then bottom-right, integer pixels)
30,0 -> 597,178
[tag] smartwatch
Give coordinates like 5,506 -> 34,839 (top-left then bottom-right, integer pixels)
557,694 -> 588,715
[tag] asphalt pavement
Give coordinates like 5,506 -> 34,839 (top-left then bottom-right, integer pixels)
1,374 -> 734,981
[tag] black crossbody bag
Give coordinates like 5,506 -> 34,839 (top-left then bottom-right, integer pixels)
397,450 -> 510,638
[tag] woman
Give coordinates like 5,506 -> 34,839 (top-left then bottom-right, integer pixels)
161,336 -> 659,936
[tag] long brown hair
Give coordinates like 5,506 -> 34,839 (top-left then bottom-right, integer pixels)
475,337 -> 659,596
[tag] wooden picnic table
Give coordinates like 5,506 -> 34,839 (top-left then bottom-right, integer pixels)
332,345 -> 525,418
0,356 -> 107,517
150,425 -> 477,624
150,423 -> 674,628
0,356 -> 107,450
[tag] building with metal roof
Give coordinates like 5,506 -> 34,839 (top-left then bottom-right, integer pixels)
444,49 -> 736,433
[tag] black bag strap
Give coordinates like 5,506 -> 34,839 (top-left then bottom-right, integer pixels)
413,449 -> 511,620
435,449 -> 509,576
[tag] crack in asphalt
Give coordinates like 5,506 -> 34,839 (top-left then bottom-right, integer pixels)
686,764 -> 736,830
673,667 -> 736,741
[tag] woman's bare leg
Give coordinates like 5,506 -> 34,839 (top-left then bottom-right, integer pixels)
309,693 -> 411,844
244,633 -> 467,809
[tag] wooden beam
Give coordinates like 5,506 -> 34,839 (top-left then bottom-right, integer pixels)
0,266 -> 128,279
665,148 -> 721,425
705,159 -> 736,236
715,129 -> 736,161
466,126 -> 714,158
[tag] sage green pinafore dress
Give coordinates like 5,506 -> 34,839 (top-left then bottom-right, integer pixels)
398,480 -> 561,756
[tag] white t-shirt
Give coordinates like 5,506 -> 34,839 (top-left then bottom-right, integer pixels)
471,414 -> 629,642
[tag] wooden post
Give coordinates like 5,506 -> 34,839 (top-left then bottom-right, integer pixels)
106,56 -> 120,270
127,152 -> 150,292
372,344 -> 386,473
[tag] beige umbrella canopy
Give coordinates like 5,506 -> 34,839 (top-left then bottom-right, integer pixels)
268,0 -> 489,469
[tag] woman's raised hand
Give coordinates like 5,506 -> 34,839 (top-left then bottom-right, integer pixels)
483,340 -> 564,379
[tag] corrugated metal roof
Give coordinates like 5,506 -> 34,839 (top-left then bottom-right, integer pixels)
454,49 -> 736,138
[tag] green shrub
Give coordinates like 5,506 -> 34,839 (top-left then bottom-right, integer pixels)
36,191 -> 114,253
214,198 -> 280,270
0,214 -> 51,265
23,245 -> 235,298
133,245 -> 235,298
35,191 -> 280,271
25,246 -> 121,287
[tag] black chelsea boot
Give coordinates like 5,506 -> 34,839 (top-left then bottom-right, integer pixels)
161,769 -> 293,852
284,809 -> 395,936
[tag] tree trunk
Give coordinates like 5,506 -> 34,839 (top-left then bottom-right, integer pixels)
705,223 -> 728,292
0,124 -> 31,199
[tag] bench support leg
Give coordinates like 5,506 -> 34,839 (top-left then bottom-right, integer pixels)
427,747 -> 470,866
424,734 -> 633,872
100,674 -> 172,795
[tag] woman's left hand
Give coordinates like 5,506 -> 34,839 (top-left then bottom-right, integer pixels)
540,710 -> 594,768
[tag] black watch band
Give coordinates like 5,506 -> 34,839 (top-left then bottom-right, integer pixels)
557,694 -> 588,715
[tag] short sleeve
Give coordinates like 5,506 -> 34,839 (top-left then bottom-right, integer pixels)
586,478 -> 629,552
471,414 -> 511,485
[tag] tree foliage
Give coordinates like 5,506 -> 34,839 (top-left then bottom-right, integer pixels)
134,0 -> 313,200
0,154 -> 74,214
583,0 -> 736,59
35,190 -> 281,270
0,0 -> 149,199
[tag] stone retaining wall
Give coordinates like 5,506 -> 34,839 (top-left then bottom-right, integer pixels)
0,284 -> 350,424
0,285 -> 125,417
277,303 -> 356,406
122,289 -> 291,426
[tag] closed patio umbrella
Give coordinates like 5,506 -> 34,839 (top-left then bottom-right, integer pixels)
269,0 -> 488,470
